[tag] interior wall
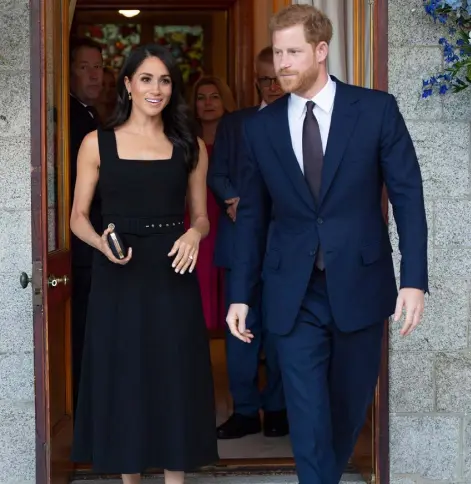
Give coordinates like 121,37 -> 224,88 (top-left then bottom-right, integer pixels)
211,11 -> 228,82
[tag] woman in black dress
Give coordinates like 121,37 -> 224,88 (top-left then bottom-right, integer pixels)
70,44 -> 218,484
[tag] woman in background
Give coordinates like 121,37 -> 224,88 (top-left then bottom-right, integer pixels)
95,67 -> 117,124
187,75 -> 236,332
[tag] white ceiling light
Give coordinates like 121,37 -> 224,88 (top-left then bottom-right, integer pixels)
118,10 -> 141,18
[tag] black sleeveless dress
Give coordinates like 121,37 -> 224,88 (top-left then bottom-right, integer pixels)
71,128 -> 218,474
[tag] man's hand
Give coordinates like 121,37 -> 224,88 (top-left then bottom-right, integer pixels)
225,197 -> 240,222
226,303 -> 253,343
394,288 -> 425,336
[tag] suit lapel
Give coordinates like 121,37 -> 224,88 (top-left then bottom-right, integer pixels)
319,80 -> 360,205
266,95 -> 316,211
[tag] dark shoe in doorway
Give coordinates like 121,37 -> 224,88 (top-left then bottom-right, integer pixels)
263,409 -> 289,437
217,413 -> 261,439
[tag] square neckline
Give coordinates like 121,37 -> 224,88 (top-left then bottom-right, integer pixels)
112,128 -> 174,162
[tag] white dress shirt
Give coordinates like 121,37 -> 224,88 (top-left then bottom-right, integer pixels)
287,75 -> 336,173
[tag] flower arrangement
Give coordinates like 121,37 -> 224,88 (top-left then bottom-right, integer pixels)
422,0 -> 471,97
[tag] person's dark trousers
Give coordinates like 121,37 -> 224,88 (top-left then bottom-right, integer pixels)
71,264 -> 92,412
224,268 -> 285,416
275,269 -> 384,484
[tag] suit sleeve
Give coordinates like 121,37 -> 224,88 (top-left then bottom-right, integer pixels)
380,94 -> 429,293
208,115 -> 239,203
229,120 -> 271,305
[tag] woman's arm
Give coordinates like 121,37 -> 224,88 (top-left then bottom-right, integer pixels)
70,131 -> 102,249
187,137 -> 210,238
168,137 -> 209,274
70,131 -> 131,264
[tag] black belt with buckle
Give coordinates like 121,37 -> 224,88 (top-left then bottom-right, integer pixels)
103,216 -> 185,236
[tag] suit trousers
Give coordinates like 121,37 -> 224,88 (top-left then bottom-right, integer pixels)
274,269 -> 384,484
225,269 -> 285,416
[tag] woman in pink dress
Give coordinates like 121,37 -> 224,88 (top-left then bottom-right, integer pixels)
186,76 -> 237,332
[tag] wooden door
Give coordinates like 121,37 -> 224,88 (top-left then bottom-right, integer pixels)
30,0 -> 73,483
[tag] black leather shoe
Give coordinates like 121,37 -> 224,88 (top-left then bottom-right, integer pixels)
263,409 -> 289,437
217,413 -> 261,439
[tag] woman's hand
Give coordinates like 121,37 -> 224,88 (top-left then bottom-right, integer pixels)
99,226 -> 133,265
168,228 -> 201,274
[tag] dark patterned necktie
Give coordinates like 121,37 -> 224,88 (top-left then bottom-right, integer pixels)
302,100 -> 324,202
302,100 -> 325,270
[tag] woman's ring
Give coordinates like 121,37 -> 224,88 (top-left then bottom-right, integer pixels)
189,255 -> 194,260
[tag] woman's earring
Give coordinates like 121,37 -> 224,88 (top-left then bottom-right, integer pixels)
128,92 -> 132,100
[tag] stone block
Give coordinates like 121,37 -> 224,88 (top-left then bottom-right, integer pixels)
0,401 -> 35,483
436,353 -> 471,413
390,415 -> 460,479
0,71 -> 30,137
0,210 -> 32,272
436,200 -> 471,247
389,478 -> 417,484
389,47 -> 443,119
406,121 -> 469,199
0,273 -> 33,354
443,88 -> 471,121
433,248 -> 471,279
389,278 -> 468,351
0,0 -> 30,70
389,0 -> 449,46
389,352 -> 434,412
0,352 -> 34,401
0,137 -> 31,210
462,417 -> 471,480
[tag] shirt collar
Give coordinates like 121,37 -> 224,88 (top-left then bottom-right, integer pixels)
70,92 -> 88,108
289,75 -> 336,119
259,100 -> 267,110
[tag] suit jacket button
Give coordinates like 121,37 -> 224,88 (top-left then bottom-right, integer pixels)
317,217 -> 324,224
309,251 -> 315,256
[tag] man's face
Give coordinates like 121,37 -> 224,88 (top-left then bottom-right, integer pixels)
70,46 -> 104,105
273,24 -> 327,98
256,60 -> 284,105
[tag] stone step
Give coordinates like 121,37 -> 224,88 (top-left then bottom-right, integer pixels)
71,473 -> 365,483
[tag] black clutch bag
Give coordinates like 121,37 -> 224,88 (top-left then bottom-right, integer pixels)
106,223 -> 127,260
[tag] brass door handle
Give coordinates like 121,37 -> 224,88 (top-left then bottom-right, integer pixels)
48,275 -> 69,287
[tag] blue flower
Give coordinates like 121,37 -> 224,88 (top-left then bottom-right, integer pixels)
439,84 -> 449,94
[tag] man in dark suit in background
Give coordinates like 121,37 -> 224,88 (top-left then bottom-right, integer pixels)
226,5 -> 427,483
208,47 -> 288,439
69,37 -> 104,410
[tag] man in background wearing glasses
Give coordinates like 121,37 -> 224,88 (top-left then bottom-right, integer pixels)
208,47 -> 288,440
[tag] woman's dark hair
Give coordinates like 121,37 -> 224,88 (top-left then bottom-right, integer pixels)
106,44 -> 199,171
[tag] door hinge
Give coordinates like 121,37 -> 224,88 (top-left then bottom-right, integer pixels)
32,259 -> 43,307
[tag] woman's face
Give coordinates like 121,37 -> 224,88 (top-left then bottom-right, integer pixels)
195,83 -> 224,122
101,70 -> 117,104
124,56 -> 173,117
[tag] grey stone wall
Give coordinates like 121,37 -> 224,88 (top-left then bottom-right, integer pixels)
0,1 -> 36,483
388,1 -> 471,482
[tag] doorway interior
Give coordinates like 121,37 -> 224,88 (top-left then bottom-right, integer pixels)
31,0 -> 390,482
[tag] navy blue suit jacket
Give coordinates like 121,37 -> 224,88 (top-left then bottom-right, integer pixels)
229,79 -> 428,335
208,106 -> 260,268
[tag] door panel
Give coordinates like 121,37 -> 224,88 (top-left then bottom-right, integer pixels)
44,0 -> 73,482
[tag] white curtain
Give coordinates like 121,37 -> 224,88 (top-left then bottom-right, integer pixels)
292,0 -> 371,87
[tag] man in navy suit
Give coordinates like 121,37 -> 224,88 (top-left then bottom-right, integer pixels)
226,5 -> 428,483
208,47 -> 289,439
